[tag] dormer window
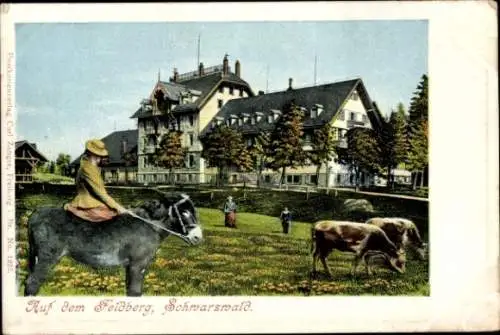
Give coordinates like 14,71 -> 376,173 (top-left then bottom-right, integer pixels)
229,87 -> 234,95
242,113 -> 249,123
225,119 -> 231,126
246,138 -> 252,147
251,117 -> 256,125
268,115 -> 273,124
238,118 -> 243,126
315,104 -> 324,116
311,109 -> 317,119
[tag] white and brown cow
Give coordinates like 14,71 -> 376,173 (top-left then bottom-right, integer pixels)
365,217 -> 427,260
311,221 -> 406,277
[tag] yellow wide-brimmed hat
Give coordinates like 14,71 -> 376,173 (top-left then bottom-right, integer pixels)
85,139 -> 109,157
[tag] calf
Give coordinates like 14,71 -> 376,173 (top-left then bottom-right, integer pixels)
311,221 -> 406,277
365,217 -> 427,260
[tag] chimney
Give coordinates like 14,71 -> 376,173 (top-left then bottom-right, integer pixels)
235,60 -> 241,77
287,78 -> 293,91
223,54 -> 229,75
258,90 -> 265,96
198,62 -> 204,77
121,139 -> 128,155
173,68 -> 179,82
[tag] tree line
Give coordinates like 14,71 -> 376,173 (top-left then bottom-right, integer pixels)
150,74 -> 428,190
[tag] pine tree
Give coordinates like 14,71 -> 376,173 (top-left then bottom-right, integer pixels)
381,103 -> 409,188
345,127 -> 382,191
407,118 -> 428,190
310,122 -> 336,186
153,130 -> 187,184
409,74 -> 428,123
201,125 -> 247,186
248,132 -> 271,186
407,74 -> 429,189
268,100 -> 307,186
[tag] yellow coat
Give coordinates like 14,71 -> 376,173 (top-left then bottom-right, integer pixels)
68,157 -> 121,210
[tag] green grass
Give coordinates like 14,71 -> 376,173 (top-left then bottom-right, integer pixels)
15,191 -> 429,296
33,173 -> 74,184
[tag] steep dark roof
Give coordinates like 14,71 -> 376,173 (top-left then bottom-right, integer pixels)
200,78 -> 382,137
70,130 -> 138,166
15,141 -> 48,162
130,71 -> 254,119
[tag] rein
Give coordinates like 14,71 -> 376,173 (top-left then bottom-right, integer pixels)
128,195 -> 193,244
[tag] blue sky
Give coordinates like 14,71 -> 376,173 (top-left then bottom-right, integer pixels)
16,21 -> 427,161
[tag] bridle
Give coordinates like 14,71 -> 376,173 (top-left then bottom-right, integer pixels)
128,194 -> 198,244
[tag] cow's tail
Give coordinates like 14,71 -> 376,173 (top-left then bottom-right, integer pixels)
310,225 -> 316,254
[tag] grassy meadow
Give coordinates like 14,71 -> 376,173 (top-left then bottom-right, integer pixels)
15,186 -> 429,296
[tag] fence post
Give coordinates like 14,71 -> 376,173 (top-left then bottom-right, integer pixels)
210,192 -> 214,200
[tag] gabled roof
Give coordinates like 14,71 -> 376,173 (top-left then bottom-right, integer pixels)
70,130 -> 138,166
130,71 -> 254,119
15,140 -> 48,162
200,78 -> 383,137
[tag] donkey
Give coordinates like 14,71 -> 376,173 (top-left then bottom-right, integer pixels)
23,193 -> 202,297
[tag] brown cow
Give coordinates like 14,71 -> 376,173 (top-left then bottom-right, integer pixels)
311,221 -> 406,277
365,217 -> 427,260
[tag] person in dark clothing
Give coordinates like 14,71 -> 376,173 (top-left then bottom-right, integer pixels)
280,207 -> 292,234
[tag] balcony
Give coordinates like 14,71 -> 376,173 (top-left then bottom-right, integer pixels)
143,146 -> 156,154
347,119 -> 368,128
334,138 -> 348,148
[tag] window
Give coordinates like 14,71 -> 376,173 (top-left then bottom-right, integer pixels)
238,118 -> 243,126
187,154 -> 195,168
304,134 -> 311,142
338,109 -> 345,120
189,115 -> 194,127
264,175 -> 271,183
310,175 -> 318,185
362,115 -> 368,123
229,87 -> 234,95
311,109 -> 317,119
226,119 -> 230,126
246,138 -> 252,147
218,86 -> 224,93
268,115 -> 273,123
350,112 -> 356,121
351,91 -> 359,100
257,115 -> 262,122
251,117 -> 256,125
189,133 -> 194,146
287,175 -> 293,184
239,90 -> 244,97
218,99 -> 223,109
293,175 -> 301,184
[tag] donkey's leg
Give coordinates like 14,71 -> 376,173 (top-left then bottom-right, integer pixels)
125,258 -> 152,297
24,250 -> 61,296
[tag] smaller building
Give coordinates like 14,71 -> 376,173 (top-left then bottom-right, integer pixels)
69,130 -> 138,184
15,141 -> 48,183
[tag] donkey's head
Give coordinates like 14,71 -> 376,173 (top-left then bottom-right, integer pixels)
138,193 -> 202,245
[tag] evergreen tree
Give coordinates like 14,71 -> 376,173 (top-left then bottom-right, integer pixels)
381,103 -> 409,188
310,122 -> 336,186
201,125 -> 247,186
153,130 -> 187,184
344,127 -> 382,191
407,74 -> 429,188
409,74 -> 428,123
248,132 -> 271,186
268,100 -> 307,186
407,118 -> 428,190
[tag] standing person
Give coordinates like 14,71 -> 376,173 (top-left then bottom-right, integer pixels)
223,196 -> 237,228
280,207 -> 292,234
64,139 -> 129,222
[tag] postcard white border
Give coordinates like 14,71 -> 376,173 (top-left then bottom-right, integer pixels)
1,1 -> 499,334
